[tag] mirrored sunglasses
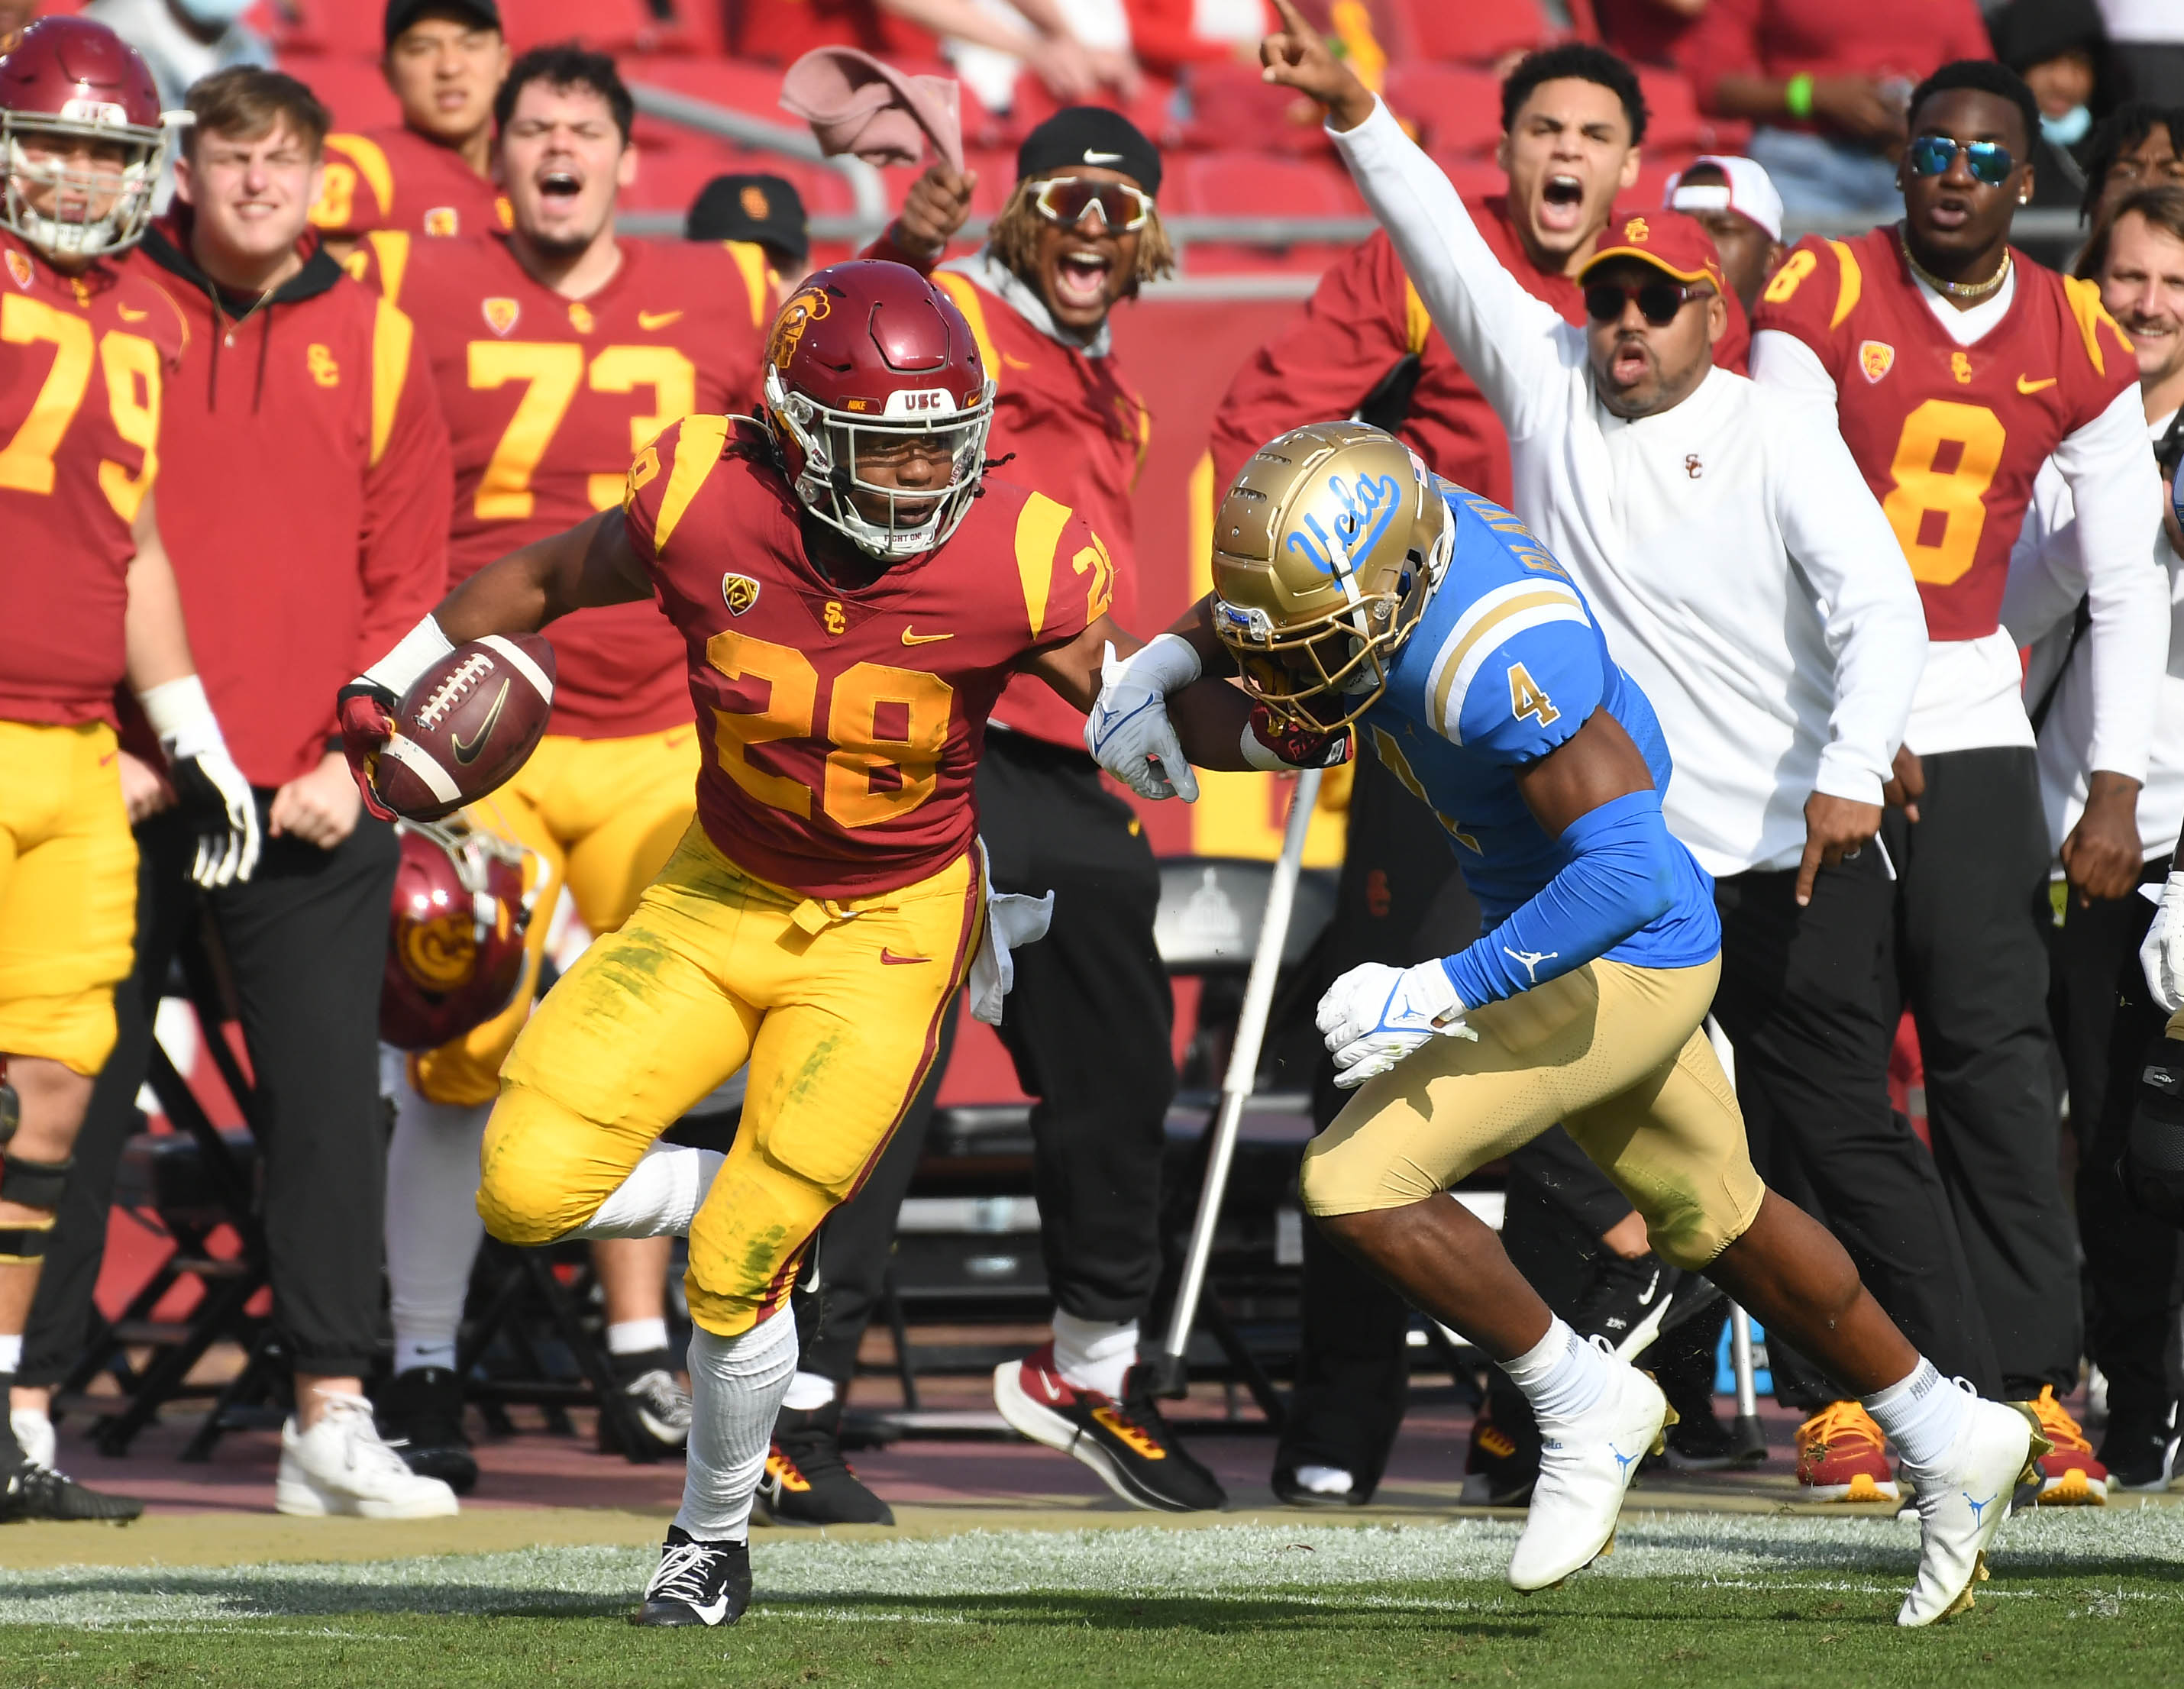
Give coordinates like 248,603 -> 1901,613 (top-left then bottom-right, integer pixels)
1029,176 -> 1154,232
1906,135 -> 2017,186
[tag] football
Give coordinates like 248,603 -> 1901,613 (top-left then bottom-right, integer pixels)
373,635 -> 555,822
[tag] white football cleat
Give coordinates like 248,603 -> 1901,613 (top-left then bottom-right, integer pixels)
276,1392 -> 460,1519
1895,1387 -> 2042,1628
1507,1345 -> 1669,1592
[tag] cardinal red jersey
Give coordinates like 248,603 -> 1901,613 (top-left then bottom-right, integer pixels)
0,230 -> 185,728
1754,226 -> 2135,641
371,231 -> 769,737
310,126 -> 511,243
922,257 -> 1149,748
622,417 -> 1113,898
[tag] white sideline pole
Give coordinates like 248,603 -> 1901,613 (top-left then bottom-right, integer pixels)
1152,767 -> 1323,1395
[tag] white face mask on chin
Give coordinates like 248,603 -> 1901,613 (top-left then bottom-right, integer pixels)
2042,105 -> 2092,149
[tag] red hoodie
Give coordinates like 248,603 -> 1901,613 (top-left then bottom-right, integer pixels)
130,211 -> 451,787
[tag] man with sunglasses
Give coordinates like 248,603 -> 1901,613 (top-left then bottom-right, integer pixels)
1239,0 -> 2029,1512
1753,59 -> 2171,1500
747,108 -> 1225,1519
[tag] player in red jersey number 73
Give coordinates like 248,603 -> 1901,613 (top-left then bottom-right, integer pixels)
341,260 -> 1150,1627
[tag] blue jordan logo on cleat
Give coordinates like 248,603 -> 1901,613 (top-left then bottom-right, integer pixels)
1963,1490 -> 1995,1523
1609,1443 -> 1637,1477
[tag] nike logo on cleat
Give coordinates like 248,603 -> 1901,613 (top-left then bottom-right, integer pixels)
1609,1443 -> 1638,1475
1964,1490 -> 1995,1523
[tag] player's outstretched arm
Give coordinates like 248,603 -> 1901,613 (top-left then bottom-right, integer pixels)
338,510 -> 651,816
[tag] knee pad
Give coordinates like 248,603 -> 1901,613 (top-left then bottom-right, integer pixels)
2126,1037 -> 2184,1224
0,1151 -> 71,1211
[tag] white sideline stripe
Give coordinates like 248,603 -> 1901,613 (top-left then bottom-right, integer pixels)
380,735 -> 460,804
477,635 -> 554,705
1439,603 -> 1592,743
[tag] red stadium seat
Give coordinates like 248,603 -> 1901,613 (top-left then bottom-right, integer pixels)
1636,66 -> 1706,154
278,53 -> 402,133
1383,62 -> 1504,156
500,0 -> 722,55
1179,60 -> 1330,155
1172,150 -> 1360,274
1005,72 -> 1182,155
628,124 -> 861,221
260,0 -> 382,56
1432,152 -> 1514,202
1386,0 -> 1562,63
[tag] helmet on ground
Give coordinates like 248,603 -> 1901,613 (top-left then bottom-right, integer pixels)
0,18 -> 169,259
761,258 -> 995,560
1210,422 -> 1452,734
381,820 -> 532,1051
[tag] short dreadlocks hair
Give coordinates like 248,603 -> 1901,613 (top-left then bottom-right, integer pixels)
989,178 -> 1175,305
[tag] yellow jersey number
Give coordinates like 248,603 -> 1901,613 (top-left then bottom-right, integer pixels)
466,340 -> 696,520
1878,400 -> 2007,586
0,295 -> 160,522
706,630 -> 956,830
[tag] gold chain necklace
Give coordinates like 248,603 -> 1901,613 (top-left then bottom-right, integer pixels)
1899,228 -> 2011,302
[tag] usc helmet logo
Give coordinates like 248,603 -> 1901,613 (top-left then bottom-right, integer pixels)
398,911 -> 479,992
769,284 -> 831,370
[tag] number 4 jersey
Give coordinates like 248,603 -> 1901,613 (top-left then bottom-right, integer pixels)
1753,228 -> 2134,645
368,231 -> 769,738
622,417 -> 1115,898
0,228 -> 183,728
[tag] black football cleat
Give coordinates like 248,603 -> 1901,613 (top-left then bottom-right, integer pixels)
598,1353 -> 692,1461
2,1460 -> 144,1523
632,1526 -> 752,1627
758,1402 -> 894,1526
2099,1402 -> 2179,1493
993,1345 -> 1226,1513
1567,1251 -> 1682,1361
1460,1402 -> 1542,1506
376,1367 -> 479,1495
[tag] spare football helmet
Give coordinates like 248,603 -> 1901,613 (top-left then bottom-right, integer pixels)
761,259 -> 995,560
0,18 -> 173,260
1210,422 -> 1452,735
381,819 -> 534,1051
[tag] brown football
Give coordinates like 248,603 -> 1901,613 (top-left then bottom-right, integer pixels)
373,635 -> 555,822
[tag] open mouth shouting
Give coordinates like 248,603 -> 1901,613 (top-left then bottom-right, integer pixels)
1606,333 -> 1655,388
1538,173 -> 1586,234
537,166 -> 583,207
1051,243 -> 1113,313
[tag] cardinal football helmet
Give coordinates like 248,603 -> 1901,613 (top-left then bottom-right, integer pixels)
0,18 -> 173,259
761,259 -> 994,560
381,820 -> 534,1051
1210,422 -> 1452,734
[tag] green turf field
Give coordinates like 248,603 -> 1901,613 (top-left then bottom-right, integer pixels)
8,1510 -> 2184,1687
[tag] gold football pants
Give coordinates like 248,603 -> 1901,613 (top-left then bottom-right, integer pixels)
0,720 -> 137,1076
477,823 -> 981,1336
412,726 -> 699,1106
1301,958 -> 1766,1271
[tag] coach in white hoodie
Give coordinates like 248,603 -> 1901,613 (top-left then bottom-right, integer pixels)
1264,15 -> 2006,1416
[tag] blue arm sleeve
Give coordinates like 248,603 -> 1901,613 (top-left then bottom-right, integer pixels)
1440,788 -> 1681,1010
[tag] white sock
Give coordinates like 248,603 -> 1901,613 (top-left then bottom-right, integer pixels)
385,1078 -> 490,1374
1864,1358 -> 1973,1471
1294,1463 -> 1353,1496
573,1143 -> 725,1240
0,1333 -> 21,1374
608,1317 -> 670,1358
675,1312 -> 800,1543
1052,1310 -> 1136,1400
783,1370 -> 838,1412
1500,1316 -> 1611,1423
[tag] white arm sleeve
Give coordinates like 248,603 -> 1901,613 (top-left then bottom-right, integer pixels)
2000,457 -> 2086,649
2050,385 -> 2170,783
1324,98 -> 1578,438
1749,328 -> 1840,427
1773,402 -> 1928,806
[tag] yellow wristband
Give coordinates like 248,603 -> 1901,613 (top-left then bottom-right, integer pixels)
1785,73 -> 1814,120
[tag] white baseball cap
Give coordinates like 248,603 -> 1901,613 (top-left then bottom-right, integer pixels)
1663,155 -> 1785,245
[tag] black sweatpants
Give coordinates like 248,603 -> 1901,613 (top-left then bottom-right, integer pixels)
1882,745 -> 2082,1396
23,801 -> 399,1386
2053,857 -> 2179,1429
1714,853 -> 1999,1406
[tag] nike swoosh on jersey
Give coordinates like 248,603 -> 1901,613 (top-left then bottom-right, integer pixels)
115,303 -> 149,321
880,948 -> 932,964
2017,374 -> 2057,393
451,680 -> 510,764
900,627 -> 953,645
638,309 -> 683,331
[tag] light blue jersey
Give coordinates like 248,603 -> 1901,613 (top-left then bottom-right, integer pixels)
1361,484 -> 1720,977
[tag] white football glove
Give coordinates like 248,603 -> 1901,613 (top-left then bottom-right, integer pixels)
139,675 -> 261,887
2142,869 -> 2184,1014
1084,634 -> 1201,802
1317,961 -> 1478,1090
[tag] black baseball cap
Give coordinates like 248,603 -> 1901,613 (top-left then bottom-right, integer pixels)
1016,106 -> 1161,198
383,0 -> 501,50
686,173 -> 810,263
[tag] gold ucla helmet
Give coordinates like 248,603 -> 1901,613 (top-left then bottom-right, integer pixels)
1211,422 -> 1451,733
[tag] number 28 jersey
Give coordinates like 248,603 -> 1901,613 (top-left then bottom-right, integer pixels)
622,418 -> 1113,898
1753,227 -> 2134,642
376,232 -> 767,738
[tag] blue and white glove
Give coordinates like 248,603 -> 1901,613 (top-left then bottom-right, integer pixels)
139,675 -> 260,888
1084,633 -> 1201,802
1317,961 -> 1478,1089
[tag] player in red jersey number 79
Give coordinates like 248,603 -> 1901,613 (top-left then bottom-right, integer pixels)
341,260 -> 1151,1627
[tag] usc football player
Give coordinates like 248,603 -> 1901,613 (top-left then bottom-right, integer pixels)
0,17 -> 256,1523
350,45 -> 772,1485
342,260 -> 1143,1626
1752,58 -> 2168,1500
